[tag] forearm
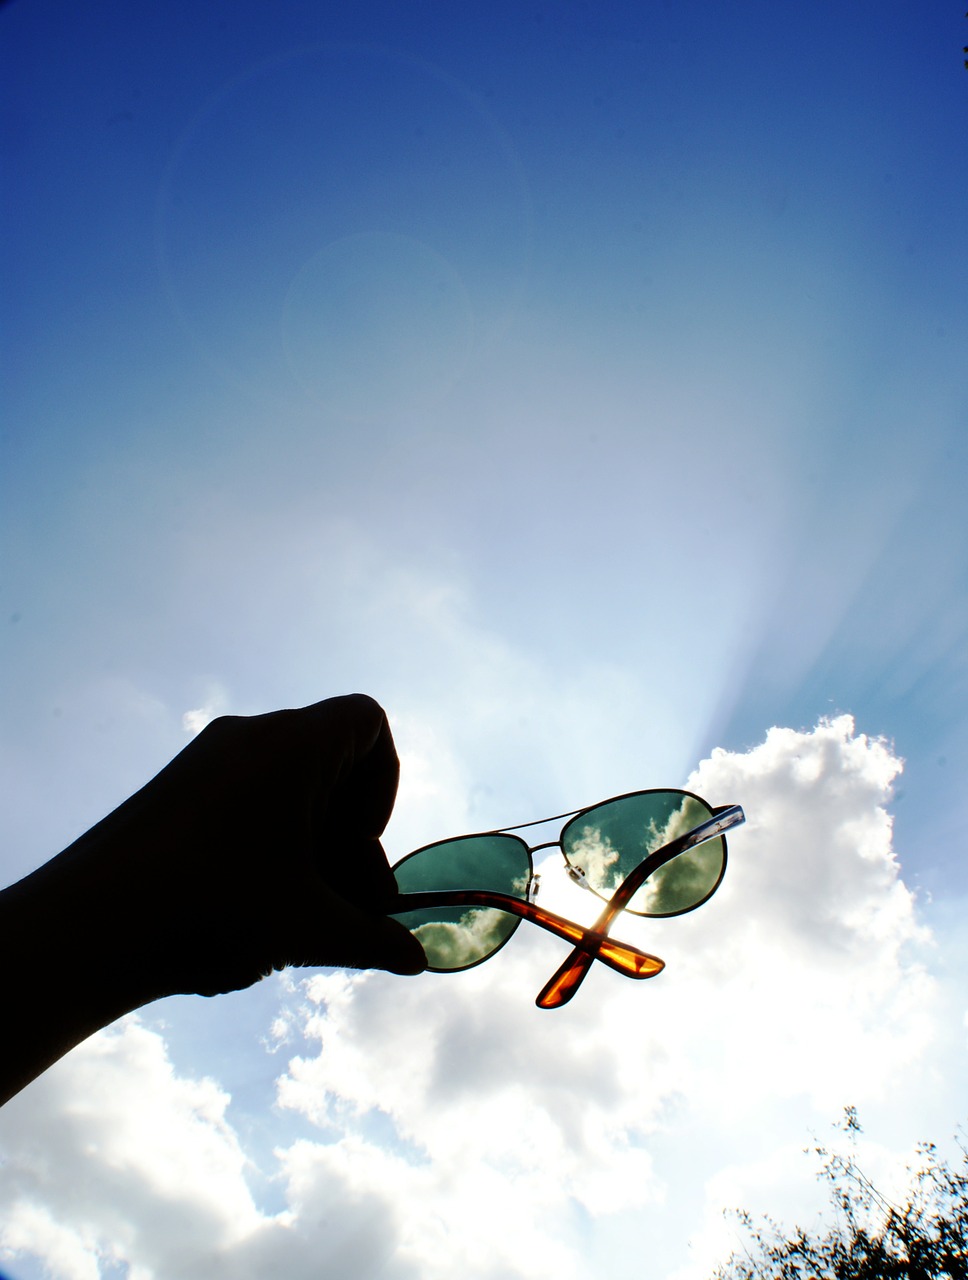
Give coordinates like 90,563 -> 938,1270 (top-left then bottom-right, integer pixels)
0,836 -> 168,1107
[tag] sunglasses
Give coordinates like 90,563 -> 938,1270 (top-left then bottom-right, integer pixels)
389,788 -> 745,1009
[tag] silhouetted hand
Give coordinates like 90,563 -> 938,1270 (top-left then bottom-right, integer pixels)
0,694 -> 425,1105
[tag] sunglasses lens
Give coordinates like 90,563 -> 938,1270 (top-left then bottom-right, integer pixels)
561,790 -> 725,916
390,834 -> 530,971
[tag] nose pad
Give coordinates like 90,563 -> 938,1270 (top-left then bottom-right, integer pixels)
527,873 -> 541,902
565,863 -> 591,890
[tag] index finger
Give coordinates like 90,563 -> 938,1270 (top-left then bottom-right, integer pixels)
300,693 -> 400,838
296,695 -> 401,909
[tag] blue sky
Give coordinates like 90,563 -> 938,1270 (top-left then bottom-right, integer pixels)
2,2 -> 967,1277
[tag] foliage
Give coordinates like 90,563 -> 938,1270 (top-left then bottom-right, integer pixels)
713,1109 -> 968,1280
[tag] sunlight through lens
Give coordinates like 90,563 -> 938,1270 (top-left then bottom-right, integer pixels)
391,835 -> 531,971
561,791 -> 725,916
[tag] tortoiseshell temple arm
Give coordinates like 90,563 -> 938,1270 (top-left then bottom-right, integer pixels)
536,804 -> 746,1010
389,889 -> 665,979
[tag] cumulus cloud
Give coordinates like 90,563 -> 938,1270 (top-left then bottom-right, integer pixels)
0,1020 -> 262,1278
1,717 -> 961,1280
0,1019 -> 417,1280
274,715 -> 948,1278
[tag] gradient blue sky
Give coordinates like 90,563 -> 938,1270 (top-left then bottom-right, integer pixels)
2,3 -> 967,1278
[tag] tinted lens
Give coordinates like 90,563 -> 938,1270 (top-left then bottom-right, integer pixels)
561,790 -> 725,917
390,834 -> 531,971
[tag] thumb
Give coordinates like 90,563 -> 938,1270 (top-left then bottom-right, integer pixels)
281,875 -> 427,976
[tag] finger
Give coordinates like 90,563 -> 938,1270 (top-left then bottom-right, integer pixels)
299,695 -> 401,907
318,694 -> 399,838
293,694 -> 399,833
280,875 -> 427,976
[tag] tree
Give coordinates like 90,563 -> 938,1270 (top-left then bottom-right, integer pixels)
713,1109 -> 968,1280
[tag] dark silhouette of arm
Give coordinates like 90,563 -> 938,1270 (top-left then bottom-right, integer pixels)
0,694 -> 425,1106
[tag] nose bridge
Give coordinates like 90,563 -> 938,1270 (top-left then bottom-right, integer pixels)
497,804 -> 581,860
528,836 -> 562,856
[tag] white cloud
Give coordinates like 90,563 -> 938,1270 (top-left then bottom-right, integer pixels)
1,717 -> 962,1280
0,1019 -> 417,1280
182,707 -> 214,735
182,684 -> 230,736
0,1202 -> 102,1280
272,715 -> 952,1278
0,1019 -> 263,1279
